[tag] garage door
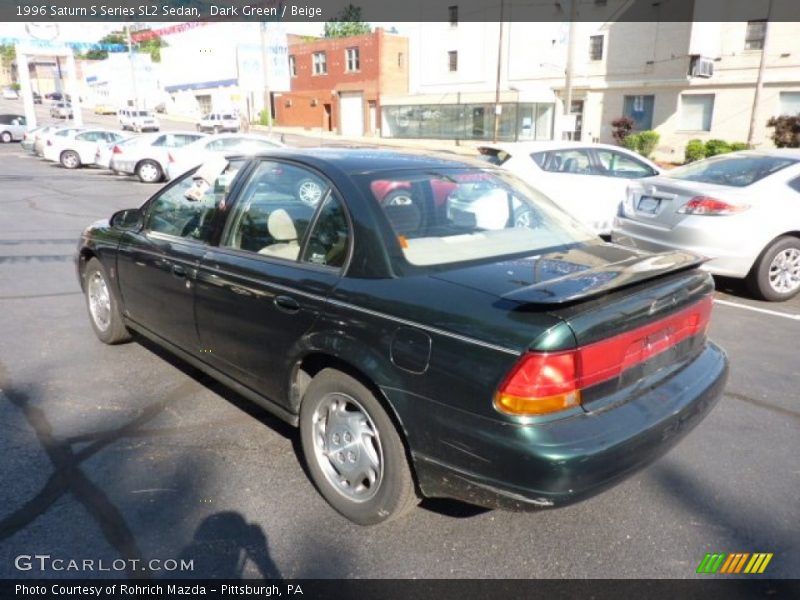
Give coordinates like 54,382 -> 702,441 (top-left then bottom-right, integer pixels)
339,92 -> 364,137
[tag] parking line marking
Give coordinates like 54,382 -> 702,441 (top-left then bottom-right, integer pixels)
714,298 -> 800,320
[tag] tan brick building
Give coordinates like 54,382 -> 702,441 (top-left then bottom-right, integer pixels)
274,28 -> 408,136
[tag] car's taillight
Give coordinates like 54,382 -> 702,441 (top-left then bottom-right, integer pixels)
112,145 -> 122,154
678,196 -> 749,216
495,295 -> 713,416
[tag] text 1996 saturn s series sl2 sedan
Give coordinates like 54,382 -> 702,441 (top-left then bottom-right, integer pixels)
77,150 -> 728,525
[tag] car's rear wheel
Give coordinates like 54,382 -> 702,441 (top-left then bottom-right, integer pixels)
0,131 -> 11,143
83,258 -> 131,344
60,150 -> 80,169
137,159 -> 162,183
747,236 -> 800,301
300,369 -> 419,525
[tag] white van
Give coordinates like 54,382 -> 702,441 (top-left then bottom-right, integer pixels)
119,108 -> 160,132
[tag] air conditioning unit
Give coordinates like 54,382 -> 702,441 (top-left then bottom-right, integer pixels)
310,98 -> 318,107
689,55 -> 714,78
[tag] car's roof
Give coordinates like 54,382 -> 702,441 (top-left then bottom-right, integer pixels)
478,140 -> 637,153
237,147 -> 488,174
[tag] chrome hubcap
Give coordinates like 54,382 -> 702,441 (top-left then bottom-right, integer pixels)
63,153 -> 78,167
140,163 -> 159,182
298,181 -> 323,206
385,193 -> 413,206
515,208 -> 538,229
768,248 -> 800,293
311,393 -> 383,502
87,272 -> 111,331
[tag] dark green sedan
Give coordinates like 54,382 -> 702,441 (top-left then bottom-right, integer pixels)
77,150 -> 728,525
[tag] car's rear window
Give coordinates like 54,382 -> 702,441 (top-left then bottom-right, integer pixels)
667,154 -> 798,187
359,168 -> 594,268
222,114 -> 235,120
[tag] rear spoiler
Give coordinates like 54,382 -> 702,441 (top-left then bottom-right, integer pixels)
501,251 -> 705,306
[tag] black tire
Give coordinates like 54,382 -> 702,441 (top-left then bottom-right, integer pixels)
60,150 -> 80,169
83,258 -> 131,344
136,159 -> 163,183
746,236 -> 800,302
300,369 -> 419,525
0,131 -> 11,143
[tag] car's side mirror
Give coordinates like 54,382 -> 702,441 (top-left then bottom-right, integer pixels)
110,208 -> 143,231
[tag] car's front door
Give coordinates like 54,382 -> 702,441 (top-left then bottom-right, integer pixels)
194,159 -> 349,404
115,164 -> 239,350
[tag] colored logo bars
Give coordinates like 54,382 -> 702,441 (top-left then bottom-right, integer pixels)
696,552 -> 773,574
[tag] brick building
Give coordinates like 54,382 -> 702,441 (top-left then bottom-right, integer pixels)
274,28 -> 408,136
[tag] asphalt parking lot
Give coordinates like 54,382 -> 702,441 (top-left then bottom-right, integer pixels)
0,120 -> 798,579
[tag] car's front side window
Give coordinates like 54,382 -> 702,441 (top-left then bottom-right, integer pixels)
221,161 -> 330,261
146,161 -> 243,242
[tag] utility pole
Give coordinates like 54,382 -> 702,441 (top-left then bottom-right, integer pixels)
260,21 -> 273,132
127,25 -> 140,110
492,0 -> 505,143
747,0 -> 773,147
563,0 -> 579,140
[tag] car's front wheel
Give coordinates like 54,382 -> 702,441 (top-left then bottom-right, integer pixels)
60,150 -> 80,169
300,369 -> 419,525
83,258 -> 131,344
747,236 -> 800,301
136,159 -> 162,183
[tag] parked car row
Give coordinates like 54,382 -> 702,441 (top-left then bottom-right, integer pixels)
18,121 -> 288,185
482,141 -> 800,301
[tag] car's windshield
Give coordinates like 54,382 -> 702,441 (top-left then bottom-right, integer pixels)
135,111 -> 150,117
667,154 -> 798,187
359,168 -> 594,268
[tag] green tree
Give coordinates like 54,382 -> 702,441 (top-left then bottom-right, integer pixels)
0,43 -> 15,70
80,30 -> 166,63
324,4 -> 372,38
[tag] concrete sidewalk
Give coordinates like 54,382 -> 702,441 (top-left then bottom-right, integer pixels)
156,111 -> 480,156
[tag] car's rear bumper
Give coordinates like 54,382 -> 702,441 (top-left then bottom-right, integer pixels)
389,342 -> 727,510
612,216 -> 761,278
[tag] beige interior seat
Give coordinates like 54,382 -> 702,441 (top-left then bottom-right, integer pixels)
259,209 -> 300,260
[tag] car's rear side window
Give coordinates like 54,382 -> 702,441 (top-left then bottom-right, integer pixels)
668,154 -> 798,187
220,161 -> 330,261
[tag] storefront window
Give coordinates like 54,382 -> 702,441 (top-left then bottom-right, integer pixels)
381,102 -> 555,141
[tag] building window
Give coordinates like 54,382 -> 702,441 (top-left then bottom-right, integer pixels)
623,94 -> 655,130
680,94 -> 714,131
448,51 -> 458,72
779,91 -> 800,116
289,55 -> 296,78
398,52 -> 405,68
449,5 -> 458,26
745,20 -> 766,50
589,35 -> 604,61
312,52 -> 327,75
345,47 -> 360,72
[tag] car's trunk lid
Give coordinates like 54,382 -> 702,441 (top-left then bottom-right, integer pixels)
623,176 -> 747,229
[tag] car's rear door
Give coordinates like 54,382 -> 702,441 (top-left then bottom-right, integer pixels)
194,159 -> 349,404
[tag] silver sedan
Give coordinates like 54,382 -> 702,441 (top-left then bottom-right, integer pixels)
613,150 -> 800,301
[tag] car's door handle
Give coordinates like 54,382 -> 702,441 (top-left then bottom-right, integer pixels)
172,264 -> 187,279
274,295 -> 300,314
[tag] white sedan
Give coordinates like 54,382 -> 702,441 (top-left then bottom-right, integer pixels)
43,128 -> 127,169
166,134 -> 286,181
478,141 -> 662,236
108,131 -> 206,183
